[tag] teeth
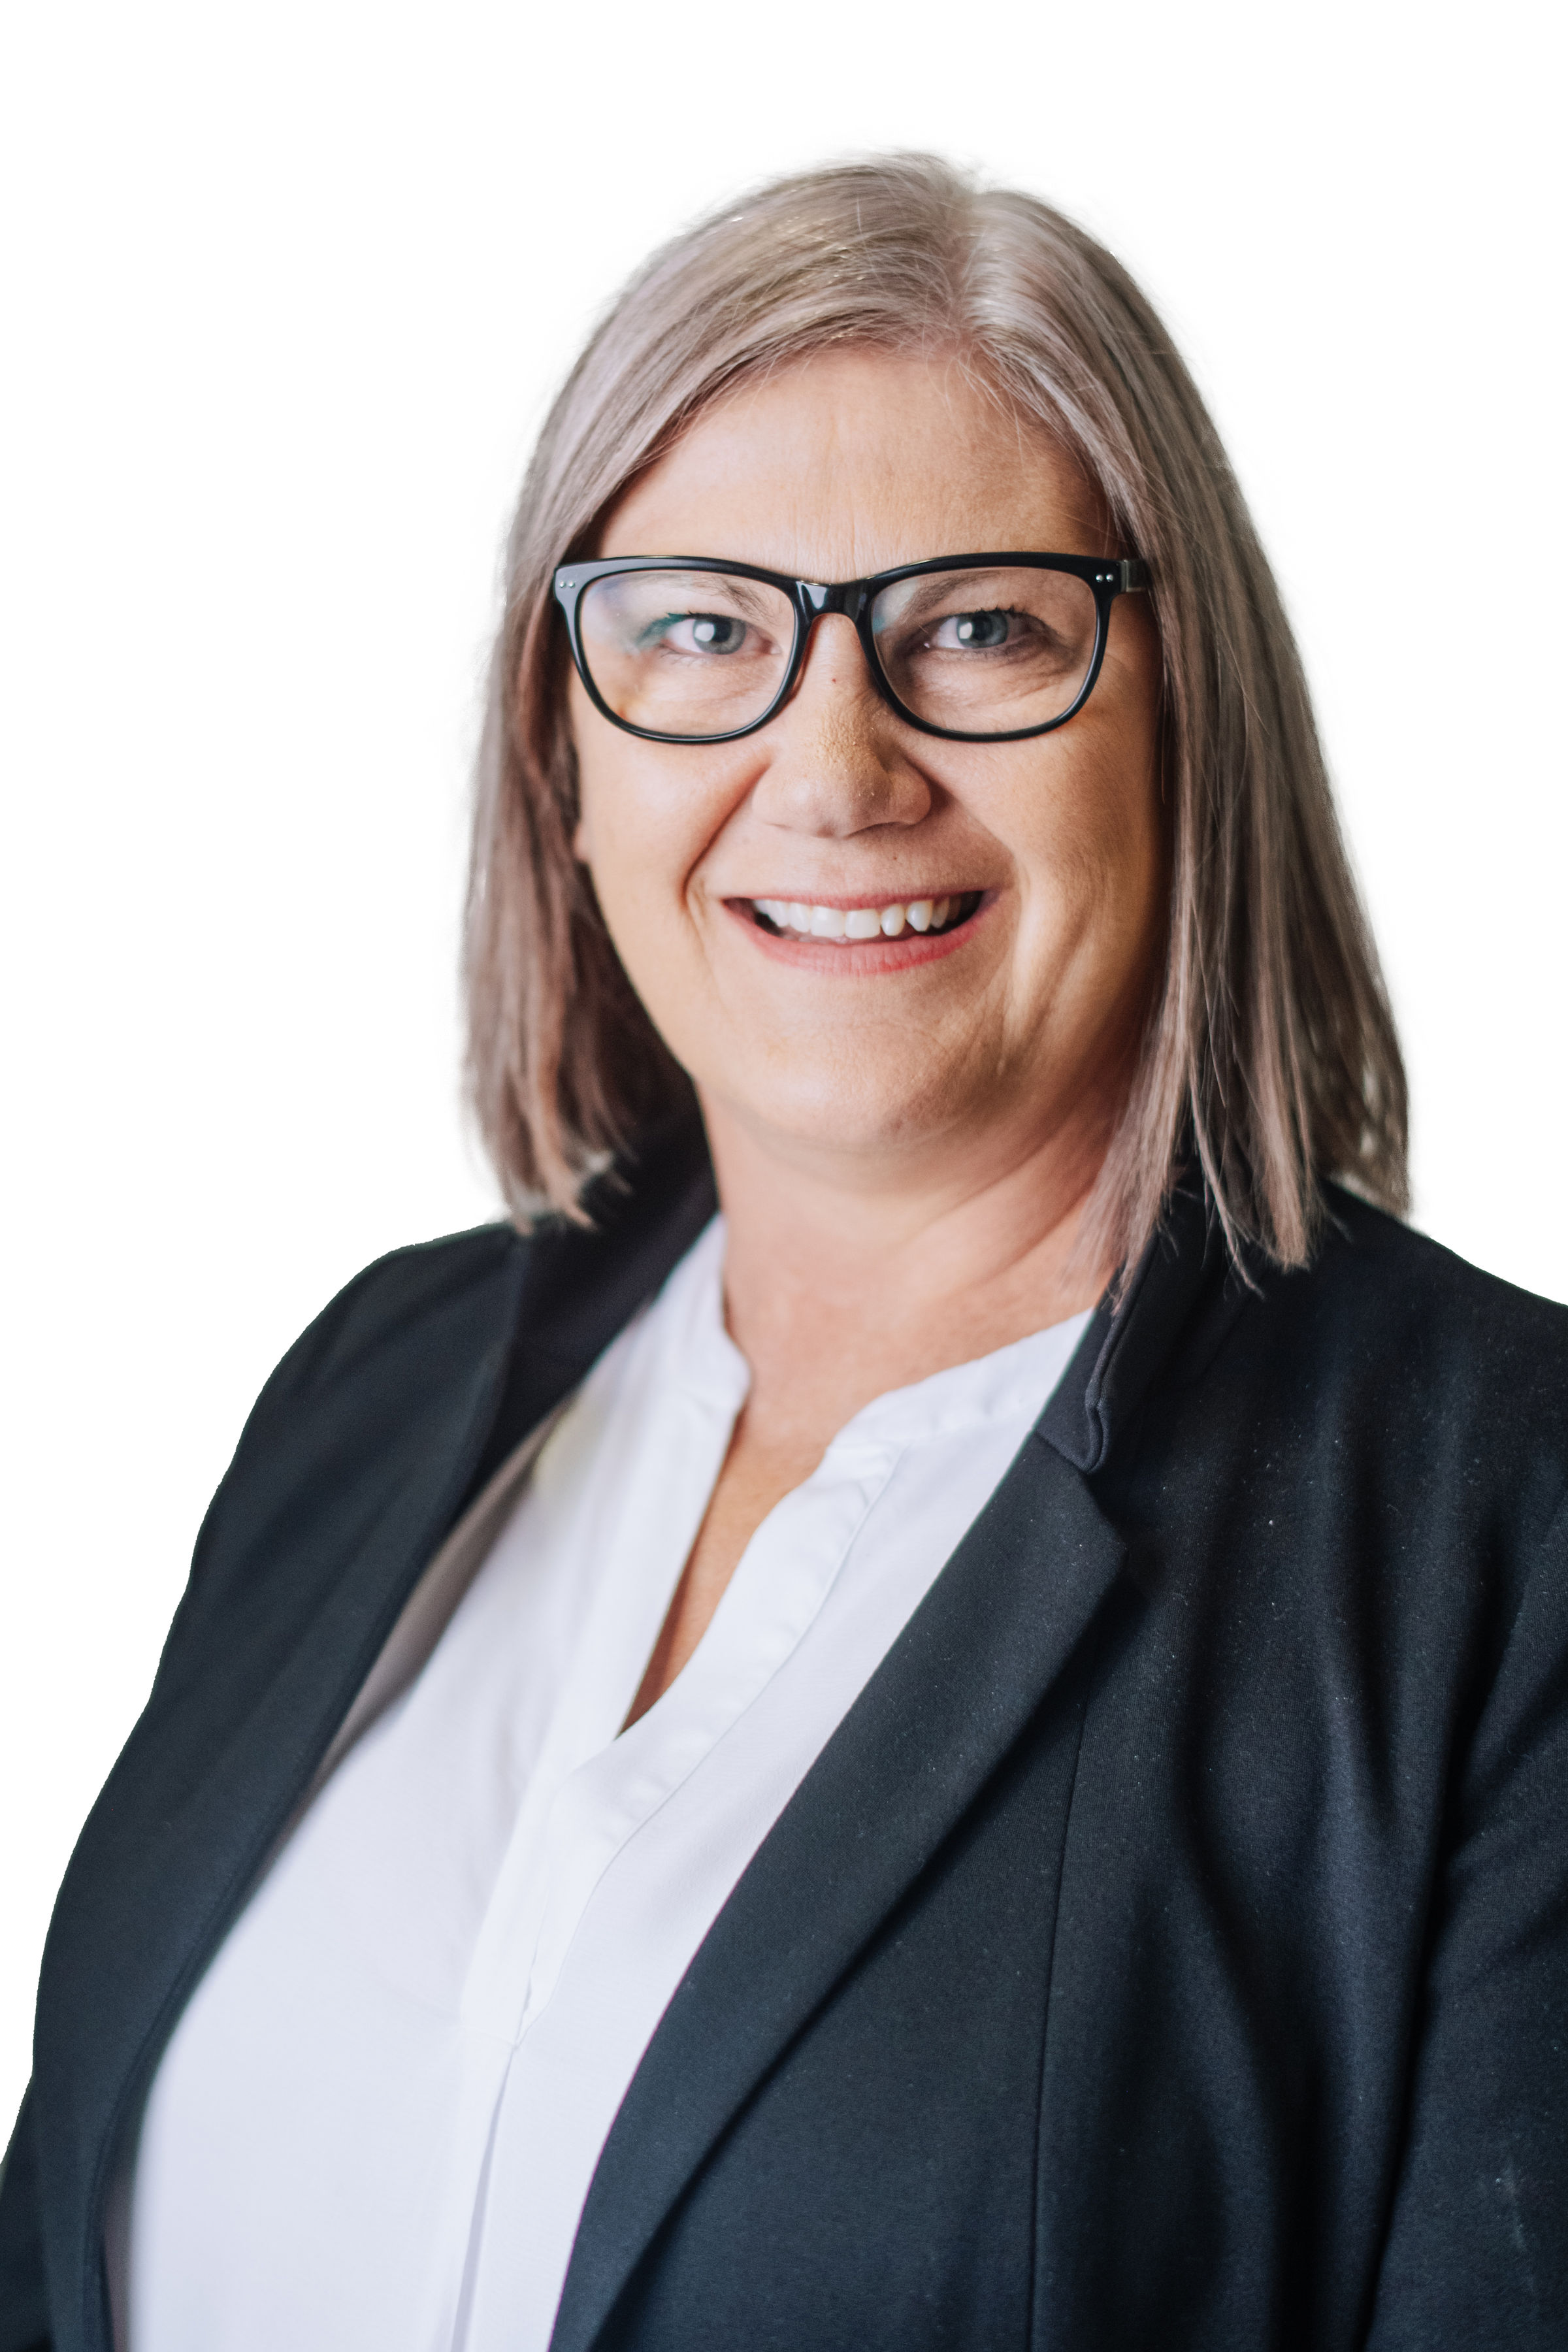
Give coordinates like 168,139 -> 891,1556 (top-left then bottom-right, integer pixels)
753,894 -> 972,940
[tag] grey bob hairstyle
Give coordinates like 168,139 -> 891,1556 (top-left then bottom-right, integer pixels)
466,153 -> 1408,1274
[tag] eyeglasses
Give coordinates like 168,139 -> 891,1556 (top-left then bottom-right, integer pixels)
553,552 -> 1152,746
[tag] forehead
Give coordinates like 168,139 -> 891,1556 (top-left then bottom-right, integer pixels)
597,346 -> 1107,580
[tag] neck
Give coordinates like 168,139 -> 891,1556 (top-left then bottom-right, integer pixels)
699,1092 -> 1117,1443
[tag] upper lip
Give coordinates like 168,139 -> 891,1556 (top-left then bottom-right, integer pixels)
730,888 -> 983,907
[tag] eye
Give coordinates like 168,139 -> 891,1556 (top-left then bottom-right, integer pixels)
929,608 -> 1015,651
645,611 -> 751,656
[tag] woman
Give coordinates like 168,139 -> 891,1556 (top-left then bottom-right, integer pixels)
3,155 -> 1565,2352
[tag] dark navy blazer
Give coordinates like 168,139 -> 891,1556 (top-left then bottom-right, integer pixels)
4,1116 -> 1567,2351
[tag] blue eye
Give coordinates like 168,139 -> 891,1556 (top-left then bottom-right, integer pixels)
938,610 -> 1012,649
640,612 -> 749,655
689,614 -> 745,651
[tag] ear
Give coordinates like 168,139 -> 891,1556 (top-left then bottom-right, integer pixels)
572,809 -> 593,863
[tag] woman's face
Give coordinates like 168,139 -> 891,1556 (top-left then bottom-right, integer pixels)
569,348 -> 1164,1192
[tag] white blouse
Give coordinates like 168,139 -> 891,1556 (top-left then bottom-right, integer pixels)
119,1217 -> 1090,2352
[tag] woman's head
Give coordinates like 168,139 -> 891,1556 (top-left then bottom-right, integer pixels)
569,348 -> 1164,1241
467,154 -> 1407,1275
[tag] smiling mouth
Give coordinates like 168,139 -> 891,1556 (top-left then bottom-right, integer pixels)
747,892 -> 983,942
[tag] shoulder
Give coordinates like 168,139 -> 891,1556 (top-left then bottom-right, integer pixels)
1287,1187 -> 1568,1407
155,1223 -> 535,1665
215,1213 -> 542,1490
149,1139 -> 717,1688
257,1220 -> 530,1411
1197,1190 -> 1568,1556
248,1109 -> 719,1428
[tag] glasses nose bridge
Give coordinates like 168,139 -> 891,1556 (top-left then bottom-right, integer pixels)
790,581 -> 878,712
799,578 -> 864,621
795,578 -> 872,672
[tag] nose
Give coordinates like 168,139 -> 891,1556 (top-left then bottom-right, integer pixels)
746,613 -> 933,839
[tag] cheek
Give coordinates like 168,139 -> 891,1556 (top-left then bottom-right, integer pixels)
1020,758 -> 1156,907
569,693 -> 742,972
574,755 -> 674,953
572,691 -> 686,895
1001,727 -> 1164,1003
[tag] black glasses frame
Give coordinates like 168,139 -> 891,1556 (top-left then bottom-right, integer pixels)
552,551 -> 1152,746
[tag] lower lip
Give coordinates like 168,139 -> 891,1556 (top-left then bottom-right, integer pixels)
724,895 -> 993,974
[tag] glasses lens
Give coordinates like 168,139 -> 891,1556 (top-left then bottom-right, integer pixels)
576,569 -> 797,738
870,566 -> 1100,736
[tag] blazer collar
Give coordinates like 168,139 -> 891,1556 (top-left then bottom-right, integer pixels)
463,1107 -> 719,1505
1039,1173 -> 1229,1473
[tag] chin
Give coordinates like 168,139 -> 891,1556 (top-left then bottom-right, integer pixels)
713,1060 -> 980,1165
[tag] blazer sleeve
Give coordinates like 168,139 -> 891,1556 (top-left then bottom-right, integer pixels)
0,2087 -> 52,2352
1367,1486 -> 1568,2347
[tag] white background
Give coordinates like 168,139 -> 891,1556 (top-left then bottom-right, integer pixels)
3,0 -> 1563,2126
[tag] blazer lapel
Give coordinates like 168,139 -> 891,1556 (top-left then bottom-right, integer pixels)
549,1429 -> 1128,2352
